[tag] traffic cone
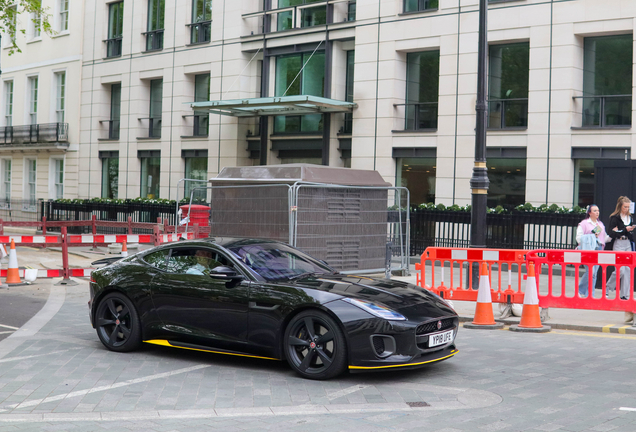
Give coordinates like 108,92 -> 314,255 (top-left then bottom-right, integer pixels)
464,262 -> 504,329
6,239 -> 21,284
510,262 -> 551,333
121,240 -> 128,257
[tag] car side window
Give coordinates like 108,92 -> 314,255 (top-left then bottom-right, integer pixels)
143,249 -> 170,270
166,248 -> 221,275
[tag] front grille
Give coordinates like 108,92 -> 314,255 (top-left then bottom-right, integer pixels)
416,318 -> 455,335
372,336 -> 385,355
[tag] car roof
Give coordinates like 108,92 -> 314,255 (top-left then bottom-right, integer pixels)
170,237 -> 288,249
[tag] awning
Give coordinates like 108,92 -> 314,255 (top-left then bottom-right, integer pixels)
188,95 -> 357,117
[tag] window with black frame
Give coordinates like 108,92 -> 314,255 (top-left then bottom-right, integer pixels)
109,83 -> 121,140
148,79 -> 163,138
403,50 -> 439,131
277,0 -> 327,32
582,34 -> 632,128
403,0 -> 438,13
486,158 -> 526,208
107,2 -> 123,58
274,51 -> 325,133
192,74 -> 210,136
145,0 -> 165,51
488,43 -> 529,129
101,155 -> 119,199
190,0 -> 211,44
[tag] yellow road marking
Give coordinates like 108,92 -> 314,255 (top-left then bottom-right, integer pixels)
349,350 -> 458,370
547,330 -> 636,340
602,325 -> 613,333
619,325 -> 632,334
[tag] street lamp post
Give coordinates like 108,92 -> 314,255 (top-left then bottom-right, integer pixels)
470,0 -> 489,249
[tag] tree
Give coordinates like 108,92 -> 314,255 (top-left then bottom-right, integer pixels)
0,0 -> 53,55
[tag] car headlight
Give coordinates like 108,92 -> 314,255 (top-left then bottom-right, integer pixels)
343,298 -> 406,321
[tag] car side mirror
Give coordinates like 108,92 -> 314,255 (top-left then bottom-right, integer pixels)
209,266 -> 244,281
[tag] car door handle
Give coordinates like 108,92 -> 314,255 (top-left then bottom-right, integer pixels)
249,302 -> 280,311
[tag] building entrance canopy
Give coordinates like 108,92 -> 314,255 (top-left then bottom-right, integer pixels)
188,95 -> 356,117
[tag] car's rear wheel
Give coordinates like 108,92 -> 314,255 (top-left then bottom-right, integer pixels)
284,310 -> 347,380
95,292 -> 141,352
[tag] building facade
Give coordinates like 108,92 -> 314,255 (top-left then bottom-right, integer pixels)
0,0 -> 80,208
2,0 -> 636,208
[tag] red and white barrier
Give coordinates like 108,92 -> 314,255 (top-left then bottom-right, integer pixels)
0,268 -> 94,278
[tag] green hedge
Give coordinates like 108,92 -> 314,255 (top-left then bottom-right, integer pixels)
410,202 -> 586,215
53,197 -> 208,206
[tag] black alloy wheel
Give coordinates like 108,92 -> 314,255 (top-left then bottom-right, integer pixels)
95,292 -> 142,352
284,310 -> 347,380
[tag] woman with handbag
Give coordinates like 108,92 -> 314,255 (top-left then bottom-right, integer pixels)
606,197 -> 635,321
576,204 -> 607,297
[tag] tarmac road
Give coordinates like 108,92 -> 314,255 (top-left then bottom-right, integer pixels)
0,285 -> 49,342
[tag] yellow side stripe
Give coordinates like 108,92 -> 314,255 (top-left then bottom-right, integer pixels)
602,325 -> 613,333
619,325 -> 631,334
348,349 -> 458,370
144,339 -> 280,361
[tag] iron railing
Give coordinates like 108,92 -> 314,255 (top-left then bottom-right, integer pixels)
100,120 -> 120,140
105,37 -> 122,58
188,21 -> 211,44
487,98 -> 528,129
182,114 -> 209,137
0,123 -> 68,145
138,117 -> 162,138
143,29 -> 164,51
573,95 -> 632,128
395,102 -> 438,131
409,208 -> 583,255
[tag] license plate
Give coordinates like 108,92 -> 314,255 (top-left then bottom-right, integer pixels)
429,329 -> 454,347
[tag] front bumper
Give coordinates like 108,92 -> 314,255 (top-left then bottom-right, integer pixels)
348,344 -> 458,372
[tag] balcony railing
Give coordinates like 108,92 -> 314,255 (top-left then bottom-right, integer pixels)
188,21 -> 211,44
573,95 -> 632,128
182,114 -> 209,137
394,102 -> 438,131
0,123 -> 69,146
104,37 -> 122,58
143,29 -> 164,51
100,119 -> 120,140
487,98 -> 528,129
138,117 -> 162,139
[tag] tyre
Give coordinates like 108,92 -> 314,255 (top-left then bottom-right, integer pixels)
95,292 -> 142,352
284,310 -> 347,380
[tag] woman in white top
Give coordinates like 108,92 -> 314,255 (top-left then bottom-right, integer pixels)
606,196 -> 635,322
576,204 -> 607,297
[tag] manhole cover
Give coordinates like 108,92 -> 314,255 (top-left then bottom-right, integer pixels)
406,401 -> 430,408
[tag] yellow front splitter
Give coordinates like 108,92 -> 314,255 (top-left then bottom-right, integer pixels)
348,349 -> 458,370
144,339 -> 280,361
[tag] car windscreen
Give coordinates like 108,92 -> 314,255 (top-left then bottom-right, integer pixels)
227,243 -> 333,281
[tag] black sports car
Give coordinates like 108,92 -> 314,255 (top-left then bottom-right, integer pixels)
89,238 -> 458,380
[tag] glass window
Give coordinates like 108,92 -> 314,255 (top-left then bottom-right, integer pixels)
26,159 -> 36,203
2,160 -> 11,202
165,248 -> 224,275
59,0 -> 69,32
184,157 -> 207,201
4,81 -> 13,127
55,72 -> 66,124
191,0 -> 211,43
405,51 -> 439,130
397,158 -> 436,206
488,43 -> 529,129
53,159 -> 64,199
143,249 -> 169,270
574,159 -> 595,208
140,156 -> 160,198
486,158 -> 526,208
101,156 -> 119,199
583,35 -> 632,127
347,1 -> 356,21
274,51 -> 325,133
31,2 -> 42,38
107,2 -> 124,57
404,0 -> 438,13
147,0 -> 165,51
149,79 -> 163,138
28,77 -> 38,125
277,0 -> 326,32
193,74 -> 210,136
343,50 -> 354,134
110,83 -> 121,139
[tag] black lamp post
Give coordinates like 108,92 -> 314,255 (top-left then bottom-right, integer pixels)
470,0 -> 489,248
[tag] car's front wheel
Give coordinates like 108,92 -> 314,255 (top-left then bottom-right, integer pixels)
95,292 -> 142,352
284,310 -> 347,380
